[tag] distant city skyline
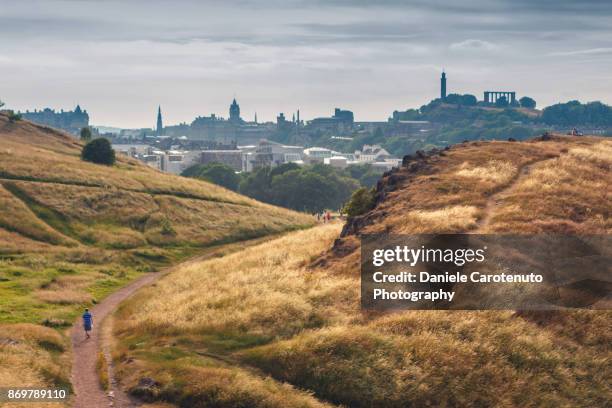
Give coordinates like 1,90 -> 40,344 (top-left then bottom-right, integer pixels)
1,0 -> 611,128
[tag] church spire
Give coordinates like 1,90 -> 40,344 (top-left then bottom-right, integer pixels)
156,106 -> 163,136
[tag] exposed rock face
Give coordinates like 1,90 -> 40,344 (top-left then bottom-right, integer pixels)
339,147 -> 442,240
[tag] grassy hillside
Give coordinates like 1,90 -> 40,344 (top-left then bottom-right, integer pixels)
0,113 -> 313,394
114,134 -> 611,407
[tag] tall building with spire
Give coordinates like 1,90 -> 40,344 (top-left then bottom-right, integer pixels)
229,98 -> 241,123
440,71 -> 447,100
156,106 -> 163,136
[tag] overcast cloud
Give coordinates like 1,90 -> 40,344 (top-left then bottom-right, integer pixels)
0,0 -> 610,128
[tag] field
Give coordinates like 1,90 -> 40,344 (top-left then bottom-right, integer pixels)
0,112 -> 313,397
114,135 -> 611,407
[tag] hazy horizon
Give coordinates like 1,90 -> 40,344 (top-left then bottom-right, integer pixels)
1,0 -> 611,128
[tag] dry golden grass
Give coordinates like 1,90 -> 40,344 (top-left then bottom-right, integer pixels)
0,184 -> 74,245
240,310 -> 611,407
118,224 -> 354,338
113,225 -> 350,406
113,135 -> 611,407
488,139 -> 611,233
130,364 -> 334,408
0,324 -> 68,384
35,289 -> 93,305
567,140 -> 612,164
456,159 -> 517,183
116,221 -> 611,407
396,205 -> 479,233
96,352 -> 109,391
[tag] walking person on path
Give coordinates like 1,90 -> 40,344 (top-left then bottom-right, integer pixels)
82,308 -> 93,339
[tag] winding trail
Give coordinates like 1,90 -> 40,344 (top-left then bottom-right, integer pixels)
473,156 -> 557,232
69,235 -> 280,408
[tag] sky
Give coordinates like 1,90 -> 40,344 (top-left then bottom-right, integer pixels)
0,0 -> 611,128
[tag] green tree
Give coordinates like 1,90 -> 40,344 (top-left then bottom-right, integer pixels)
373,127 -> 385,140
461,94 -> 478,106
271,170 -> 342,212
80,127 -> 92,141
342,187 -> 375,217
0,100 -> 4,108
81,138 -> 115,165
346,163 -> 381,187
239,166 -> 273,202
542,100 -> 612,126
519,96 -> 536,109
495,96 -> 509,107
270,162 -> 300,178
182,162 -> 240,191
238,164 -> 360,212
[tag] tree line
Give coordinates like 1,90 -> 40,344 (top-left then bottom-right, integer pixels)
183,162 -> 382,213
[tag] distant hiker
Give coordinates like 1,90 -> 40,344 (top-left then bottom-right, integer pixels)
83,308 -> 93,339
326,211 -> 332,222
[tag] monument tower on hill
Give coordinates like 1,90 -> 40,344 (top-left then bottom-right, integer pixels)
156,106 -> 163,136
440,71 -> 447,100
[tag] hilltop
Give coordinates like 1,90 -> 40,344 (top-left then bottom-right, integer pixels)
332,133 -> 610,265
113,134 -> 610,407
0,112 -> 313,394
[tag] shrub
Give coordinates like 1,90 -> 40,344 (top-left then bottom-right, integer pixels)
342,187 -> 375,217
8,110 -> 22,122
81,138 -> 115,165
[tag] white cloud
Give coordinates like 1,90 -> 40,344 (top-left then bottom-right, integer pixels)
547,47 -> 612,57
449,39 -> 500,53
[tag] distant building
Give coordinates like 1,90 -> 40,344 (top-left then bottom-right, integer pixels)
277,112 -> 293,133
303,147 -> 333,164
483,91 -> 517,105
21,105 -> 89,135
307,107 -> 354,134
333,108 -> 354,124
112,143 -> 152,158
244,139 -> 304,171
161,150 -> 201,174
353,144 -> 401,171
200,150 -> 243,172
229,98 -> 242,124
326,156 -> 349,169
355,144 -> 392,162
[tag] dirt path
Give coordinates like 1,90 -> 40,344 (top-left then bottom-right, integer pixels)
474,157 -> 557,232
69,235 -> 281,408
70,268 -> 157,408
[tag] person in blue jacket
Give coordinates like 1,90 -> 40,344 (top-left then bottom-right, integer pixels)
83,308 -> 93,338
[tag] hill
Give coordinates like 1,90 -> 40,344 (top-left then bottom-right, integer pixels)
0,112 -> 313,395
113,134 -> 610,407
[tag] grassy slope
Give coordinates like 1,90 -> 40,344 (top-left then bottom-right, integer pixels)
114,135 -> 610,407
0,113 -> 313,394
